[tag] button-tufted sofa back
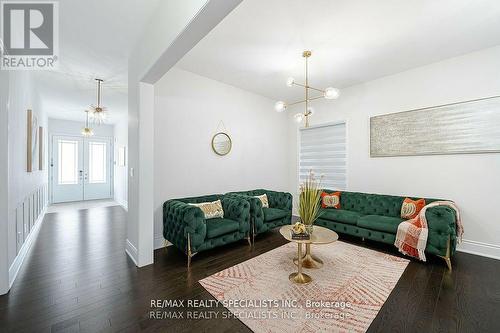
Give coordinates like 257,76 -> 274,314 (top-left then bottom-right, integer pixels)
323,190 -> 442,218
176,194 -> 223,204
228,189 -> 292,211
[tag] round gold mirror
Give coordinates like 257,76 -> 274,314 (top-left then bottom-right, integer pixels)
211,132 -> 232,156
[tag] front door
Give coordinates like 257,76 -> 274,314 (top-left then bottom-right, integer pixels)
52,136 -> 84,203
83,138 -> 112,200
51,135 -> 112,203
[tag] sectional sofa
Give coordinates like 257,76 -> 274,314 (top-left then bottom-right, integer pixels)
163,189 -> 457,269
316,190 -> 458,269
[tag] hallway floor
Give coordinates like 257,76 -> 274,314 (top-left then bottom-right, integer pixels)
46,200 -> 121,214
1,205 -> 499,332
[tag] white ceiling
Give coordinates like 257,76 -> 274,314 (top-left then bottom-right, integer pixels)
177,0 -> 500,102
37,0 -> 161,124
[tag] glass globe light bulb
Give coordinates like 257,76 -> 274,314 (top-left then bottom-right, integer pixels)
294,113 -> 304,123
307,106 -> 314,116
274,101 -> 287,112
324,87 -> 340,99
286,77 -> 295,87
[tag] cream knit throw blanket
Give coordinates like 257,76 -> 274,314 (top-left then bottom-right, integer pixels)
395,201 -> 463,261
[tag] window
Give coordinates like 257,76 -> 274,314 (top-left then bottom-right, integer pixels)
88,142 -> 106,183
58,140 -> 78,185
299,122 -> 347,190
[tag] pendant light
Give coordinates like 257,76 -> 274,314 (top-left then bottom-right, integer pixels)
81,110 -> 94,137
275,50 -> 340,127
90,78 -> 107,125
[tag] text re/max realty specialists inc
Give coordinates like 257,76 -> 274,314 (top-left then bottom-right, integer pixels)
150,299 -> 352,309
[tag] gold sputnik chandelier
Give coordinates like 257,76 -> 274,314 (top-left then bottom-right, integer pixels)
275,50 -> 340,127
89,78 -> 108,125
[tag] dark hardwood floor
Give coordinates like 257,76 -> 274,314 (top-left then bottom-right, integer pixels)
1,205 -> 499,333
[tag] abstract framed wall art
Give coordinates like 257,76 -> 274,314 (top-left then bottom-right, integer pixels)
39,126 -> 44,170
27,109 -> 39,172
370,96 -> 500,157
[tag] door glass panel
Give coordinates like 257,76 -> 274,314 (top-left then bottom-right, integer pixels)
88,142 -> 106,184
58,140 -> 78,185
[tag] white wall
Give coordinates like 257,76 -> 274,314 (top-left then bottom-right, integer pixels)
127,0 -> 240,266
127,0 -> 209,266
114,118 -> 128,209
0,70 -> 10,294
0,71 -> 49,294
288,45 -> 500,258
8,71 -> 47,266
153,67 -> 289,247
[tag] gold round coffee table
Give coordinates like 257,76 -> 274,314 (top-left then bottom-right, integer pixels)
279,225 -> 339,284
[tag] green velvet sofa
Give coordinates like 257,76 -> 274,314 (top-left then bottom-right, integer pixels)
317,190 -> 457,269
226,189 -> 292,242
163,194 -> 251,266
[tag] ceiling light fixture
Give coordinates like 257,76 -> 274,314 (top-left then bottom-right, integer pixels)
81,110 -> 94,137
275,50 -> 340,127
90,78 -> 108,125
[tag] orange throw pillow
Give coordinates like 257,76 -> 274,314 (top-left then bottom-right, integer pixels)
401,198 -> 426,219
321,191 -> 341,209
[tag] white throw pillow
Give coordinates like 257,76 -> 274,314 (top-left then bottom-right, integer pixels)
189,200 -> 224,219
255,194 -> 269,208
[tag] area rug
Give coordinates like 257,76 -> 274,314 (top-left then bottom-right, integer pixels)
200,241 -> 409,333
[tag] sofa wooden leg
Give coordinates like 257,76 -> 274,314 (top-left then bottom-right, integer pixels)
439,236 -> 452,272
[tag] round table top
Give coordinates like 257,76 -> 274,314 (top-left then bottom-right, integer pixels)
279,225 -> 339,245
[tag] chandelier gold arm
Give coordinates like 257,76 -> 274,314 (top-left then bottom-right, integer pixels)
283,95 -> 325,107
305,95 -> 324,102
289,81 -> 325,93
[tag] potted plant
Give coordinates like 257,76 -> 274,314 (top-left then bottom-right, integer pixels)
297,171 -> 323,234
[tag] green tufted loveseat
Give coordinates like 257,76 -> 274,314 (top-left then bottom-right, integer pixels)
226,189 -> 292,242
163,194 -> 251,266
317,190 -> 458,269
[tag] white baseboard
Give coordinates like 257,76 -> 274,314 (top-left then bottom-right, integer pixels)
457,239 -> 500,260
9,206 -> 47,288
154,234 -> 171,250
125,238 -> 138,265
115,198 -> 128,211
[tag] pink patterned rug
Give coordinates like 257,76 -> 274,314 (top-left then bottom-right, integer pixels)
200,241 -> 409,333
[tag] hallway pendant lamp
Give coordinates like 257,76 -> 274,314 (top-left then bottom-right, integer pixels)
90,78 -> 108,125
81,110 -> 94,137
275,50 -> 340,127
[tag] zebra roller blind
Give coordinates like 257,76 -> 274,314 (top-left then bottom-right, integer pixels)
299,122 -> 347,190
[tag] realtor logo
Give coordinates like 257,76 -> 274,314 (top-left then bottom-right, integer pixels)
1,1 -> 59,70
